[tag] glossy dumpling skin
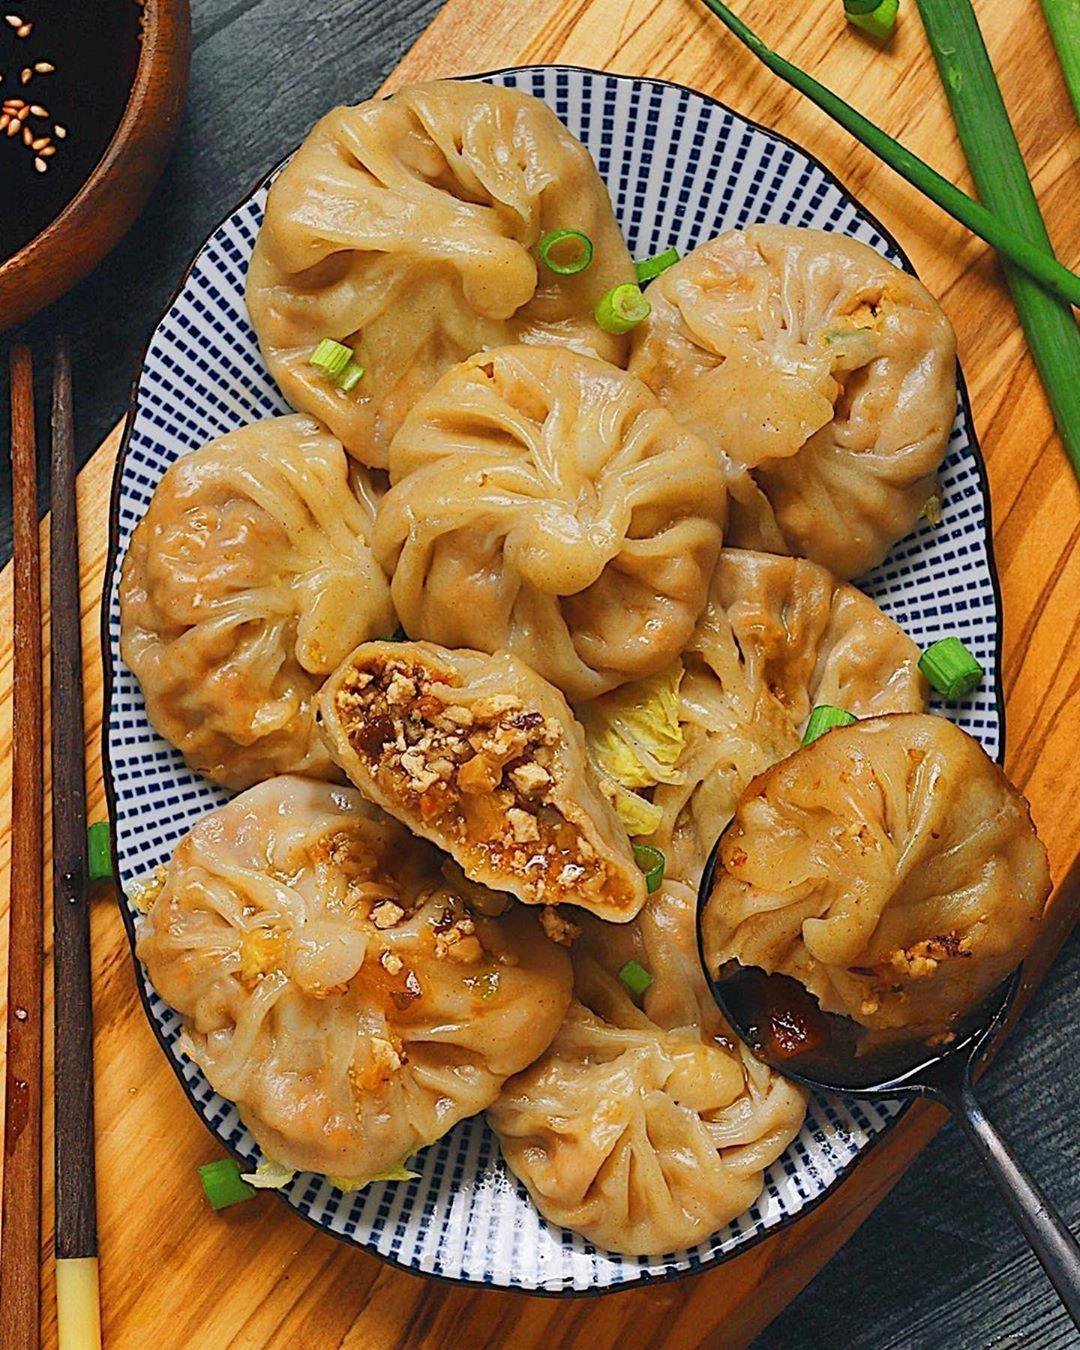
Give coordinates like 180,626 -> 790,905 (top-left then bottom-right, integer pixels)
119,415 -> 396,789
247,80 -> 634,468
487,882 -> 807,1255
136,776 -> 573,1180
374,345 -> 729,700
702,715 -> 1051,1040
629,226 -> 957,578
318,640 -> 646,922
647,549 -> 928,887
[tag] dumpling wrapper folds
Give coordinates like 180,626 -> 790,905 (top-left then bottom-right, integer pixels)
487,881 -> 807,1255
119,414 -> 396,789
702,714 -> 1051,1040
629,225 -> 957,578
247,80 -> 635,467
136,775 -> 573,1181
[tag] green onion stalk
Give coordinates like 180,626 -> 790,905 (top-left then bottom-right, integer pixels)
917,0 -> 1080,476
692,0 -> 1080,311
1040,0 -> 1080,122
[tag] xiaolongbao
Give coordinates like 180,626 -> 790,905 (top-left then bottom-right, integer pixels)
629,226 -> 957,578
601,549 -> 927,887
702,714 -> 1050,1039
136,776 -> 573,1181
247,80 -> 635,467
374,344 -> 729,700
318,640 -> 646,922
488,882 -> 807,1254
119,415 -> 396,789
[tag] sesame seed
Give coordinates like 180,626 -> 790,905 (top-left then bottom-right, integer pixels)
17,104 -> 28,118
33,155 -> 45,172
29,104 -> 46,117
30,135 -> 47,150
4,15 -> 21,28
21,125 -> 31,145
34,62 -> 54,73
19,67 -> 30,84
5,119 -> 18,136
16,21 -> 30,37
0,115 -> 8,132
39,143 -> 54,155
53,123 -> 65,138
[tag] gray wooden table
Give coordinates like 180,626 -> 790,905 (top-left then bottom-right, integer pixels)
2,2 -> 1077,1345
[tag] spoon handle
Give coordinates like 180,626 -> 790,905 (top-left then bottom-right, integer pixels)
943,1077 -> 1080,1327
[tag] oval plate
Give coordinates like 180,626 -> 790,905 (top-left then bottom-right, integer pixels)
102,65 -> 1004,1295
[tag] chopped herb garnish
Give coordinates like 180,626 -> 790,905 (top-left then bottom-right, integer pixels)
595,283 -> 651,334
618,959 -> 653,997
632,842 -> 665,893
198,1158 -> 256,1211
634,247 -> 680,285
845,0 -> 899,40
802,705 -> 858,746
310,338 -> 364,390
919,637 -> 984,701
538,228 -> 594,275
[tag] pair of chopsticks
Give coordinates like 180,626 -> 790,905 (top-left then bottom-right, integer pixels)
0,343 -> 101,1349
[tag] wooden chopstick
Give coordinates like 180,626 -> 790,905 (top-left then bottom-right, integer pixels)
0,344 -> 45,1350
50,337 -> 102,1350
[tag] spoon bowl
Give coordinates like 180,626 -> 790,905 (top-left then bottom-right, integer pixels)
696,834 -> 1080,1325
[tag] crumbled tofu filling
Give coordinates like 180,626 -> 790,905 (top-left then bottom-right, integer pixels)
334,657 -> 621,908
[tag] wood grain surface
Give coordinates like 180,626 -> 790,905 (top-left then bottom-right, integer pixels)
0,1 -> 1078,1346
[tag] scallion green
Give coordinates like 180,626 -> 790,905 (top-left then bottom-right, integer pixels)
198,1158 -> 256,1211
845,0 -> 899,41
618,959 -> 653,997
595,283 -> 651,334
310,338 -> 364,391
1040,0 -> 1080,122
692,0 -> 1080,311
916,0 -> 1080,477
632,842 -> 665,893
802,706 -> 857,746
87,820 -> 112,883
918,636 -> 984,701
634,247 -> 680,284
538,228 -> 594,275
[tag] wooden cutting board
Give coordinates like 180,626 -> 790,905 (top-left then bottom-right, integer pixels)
1,1 -> 1078,1345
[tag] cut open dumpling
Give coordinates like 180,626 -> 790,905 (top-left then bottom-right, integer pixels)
318,640 -> 646,921
374,344 -> 729,701
119,414 -> 396,789
248,80 -> 635,467
136,776 -> 573,1182
702,714 -> 1050,1040
629,226 -> 957,578
488,882 -> 807,1255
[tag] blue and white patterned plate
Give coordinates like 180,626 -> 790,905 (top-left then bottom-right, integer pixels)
102,66 -> 1004,1295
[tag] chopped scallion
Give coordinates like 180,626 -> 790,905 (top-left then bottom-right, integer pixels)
337,359 -> 364,391
918,637 -> 984,701
618,959 -> 653,997
634,247 -> 680,285
87,820 -> 112,882
845,0 -> 899,41
198,1158 -> 256,1211
310,338 -> 353,379
632,842 -> 665,893
803,706 -> 857,746
538,228 -> 594,275
595,283 -> 651,335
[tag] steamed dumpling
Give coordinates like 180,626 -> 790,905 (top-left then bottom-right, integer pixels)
374,345 -> 729,700
247,80 -> 635,467
629,226 -> 957,578
119,415 -> 396,789
642,549 -> 928,887
702,714 -> 1050,1039
487,882 -> 807,1255
136,776 -> 573,1180
318,640 -> 646,922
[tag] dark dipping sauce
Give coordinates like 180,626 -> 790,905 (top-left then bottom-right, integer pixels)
0,1 -> 142,264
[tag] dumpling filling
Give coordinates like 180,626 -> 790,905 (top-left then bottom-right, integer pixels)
319,642 -> 646,921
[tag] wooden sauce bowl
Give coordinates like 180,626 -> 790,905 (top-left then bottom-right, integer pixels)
0,0 -> 191,331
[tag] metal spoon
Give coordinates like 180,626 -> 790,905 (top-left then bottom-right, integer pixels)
697,840 -> 1080,1327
